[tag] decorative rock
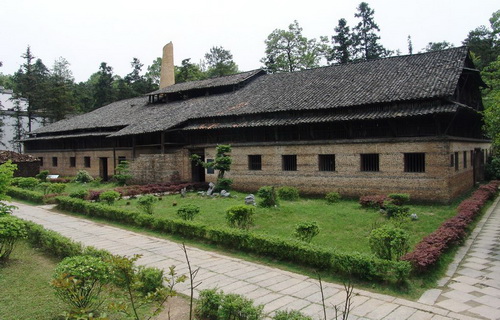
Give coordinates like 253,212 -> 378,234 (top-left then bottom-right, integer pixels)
207,182 -> 215,196
245,194 -> 256,205
181,187 -> 187,198
410,213 -> 419,220
221,190 -> 230,197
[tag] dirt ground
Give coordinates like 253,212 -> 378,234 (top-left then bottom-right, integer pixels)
154,296 -> 192,320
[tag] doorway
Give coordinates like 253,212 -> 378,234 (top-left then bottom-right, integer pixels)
190,151 -> 205,182
99,157 -> 109,181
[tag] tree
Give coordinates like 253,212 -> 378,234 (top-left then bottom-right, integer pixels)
482,56 -> 500,151
407,35 -> 413,55
45,57 -> 76,121
191,144 -> 232,189
463,10 -> 500,70
10,100 -> 24,153
422,41 -> 454,52
145,57 -> 162,86
92,62 -> 115,110
262,20 -> 323,72
352,2 -> 389,60
175,58 -> 206,83
204,46 -> 238,77
328,18 -> 353,64
125,57 -> 156,95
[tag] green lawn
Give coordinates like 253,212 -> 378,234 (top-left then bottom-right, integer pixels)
111,191 -> 458,255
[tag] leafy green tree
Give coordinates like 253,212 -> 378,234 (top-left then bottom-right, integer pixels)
328,18 -> 353,64
463,10 -> 500,70
407,35 -> 413,55
0,216 -> 27,261
204,46 -> 238,77
352,2 -> 389,60
125,57 -> 156,95
9,100 -> 24,153
421,41 -> 454,52
192,145 -> 233,189
262,20 -> 323,72
145,57 -> 162,86
175,58 -> 207,83
482,56 -> 500,151
45,57 -> 76,121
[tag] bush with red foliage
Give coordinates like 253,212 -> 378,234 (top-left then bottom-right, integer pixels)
87,190 -> 104,201
48,178 -> 72,183
402,180 -> 499,272
359,195 -> 390,209
114,182 -> 208,197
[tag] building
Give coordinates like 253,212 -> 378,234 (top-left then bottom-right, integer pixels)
23,46 -> 489,202
0,86 -> 44,152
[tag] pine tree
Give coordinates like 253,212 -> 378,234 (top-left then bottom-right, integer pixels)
352,2 -> 389,60
328,18 -> 353,64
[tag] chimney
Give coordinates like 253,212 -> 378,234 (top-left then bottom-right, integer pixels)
159,42 -> 175,89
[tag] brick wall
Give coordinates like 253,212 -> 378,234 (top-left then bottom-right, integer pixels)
128,149 -> 190,184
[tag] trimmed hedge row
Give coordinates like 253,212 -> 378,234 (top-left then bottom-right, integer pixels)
55,196 -> 410,283
24,220 -> 84,258
402,181 -> 500,272
7,186 -> 45,204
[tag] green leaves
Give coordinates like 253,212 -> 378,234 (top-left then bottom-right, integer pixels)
0,216 -> 27,261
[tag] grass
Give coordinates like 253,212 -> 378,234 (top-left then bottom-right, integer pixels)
0,241 -> 65,320
113,191 -> 458,254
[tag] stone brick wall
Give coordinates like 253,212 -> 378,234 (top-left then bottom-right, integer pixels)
203,138 -> 490,202
12,161 -> 40,177
128,149 -> 190,184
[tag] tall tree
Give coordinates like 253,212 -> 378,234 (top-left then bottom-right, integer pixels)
204,46 -> 238,78
261,20 -> 323,72
328,18 -> 353,64
407,35 -> 413,55
175,58 -> 206,83
482,56 -> 500,151
92,62 -> 115,110
422,41 -> 454,52
45,57 -> 76,121
463,10 -> 500,71
352,2 -> 389,60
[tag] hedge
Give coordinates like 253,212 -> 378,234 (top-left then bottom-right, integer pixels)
402,180 -> 500,272
55,196 -> 410,283
7,186 -> 45,204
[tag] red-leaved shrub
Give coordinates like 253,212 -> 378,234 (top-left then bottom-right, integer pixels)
402,180 -> 499,272
359,195 -> 390,208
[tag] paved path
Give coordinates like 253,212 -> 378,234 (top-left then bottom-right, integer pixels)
10,199 -> 500,320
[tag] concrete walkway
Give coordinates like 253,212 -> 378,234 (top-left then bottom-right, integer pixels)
10,199 -> 500,320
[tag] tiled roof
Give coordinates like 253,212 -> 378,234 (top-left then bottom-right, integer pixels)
31,47 -> 473,138
0,150 -> 39,163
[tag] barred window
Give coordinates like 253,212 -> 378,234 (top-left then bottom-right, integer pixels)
84,156 -> 91,168
361,153 -> 379,172
318,154 -> 335,171
70,157 -> 76,167
282,155 -> 297,171
404,153 -> 425,172
454,152 -> 459,171
248,155 -> 262,171
206,159 -> 215,174
118,156 -> 127,164
52,157 -> 58,167
38,157 -> 43,167
450,154 -> 454,167
463,151 -> 467,168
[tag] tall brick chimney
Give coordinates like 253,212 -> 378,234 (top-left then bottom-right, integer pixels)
159,42 -> 175,89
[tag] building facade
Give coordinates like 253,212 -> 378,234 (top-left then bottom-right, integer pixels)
23,47 -> 489,202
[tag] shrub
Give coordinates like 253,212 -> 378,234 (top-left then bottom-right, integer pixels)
35,170 -> 49,182
177,204 -> 201,221
0,216 -> 27,261
137,195 -> 158,215
485,156 -> 500,180
384,204 -> 410,219
369,224 -> 410,261
273,310 -> 313,320
99,190 -> 121,205
294,221 -> 320,243
136,265 -> 164,295
359,195 -> 389,209
388,193 -> 410,206
216,178 -> 233,191
7,186 -> 45,204
69,189 -> 88,199
11,177 -> 39,190
47,183 -> 66,194
113,161 -> 132,186
195,289 -> 264,320
74,170 -> 94,183
325,191 -> 341,204
51,255 -> 111,313
226,205 -> 255,230
0,202 -> 16,216
256,186 -> 279,207
277,186 -> 300,201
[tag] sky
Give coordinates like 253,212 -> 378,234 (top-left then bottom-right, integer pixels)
1,0 -> 498,83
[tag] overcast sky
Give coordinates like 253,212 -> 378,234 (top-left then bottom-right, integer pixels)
1,0 -> 498,83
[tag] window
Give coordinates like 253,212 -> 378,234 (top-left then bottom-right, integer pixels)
450,154 -> 454,167
69,157 -> 76,167
38,157 -> 43,167
282,155 -> 297,171
52,157 -> 58,167
454,152 -> 459,171
206,159 -> 214,174
318,154 -> 335,171
118,156 -> 127,164
361,153 -> 379,172
463,151 -> 467,169
404,153 -> 425,172
84,156 -> 91,168
248,155 -> 262,171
